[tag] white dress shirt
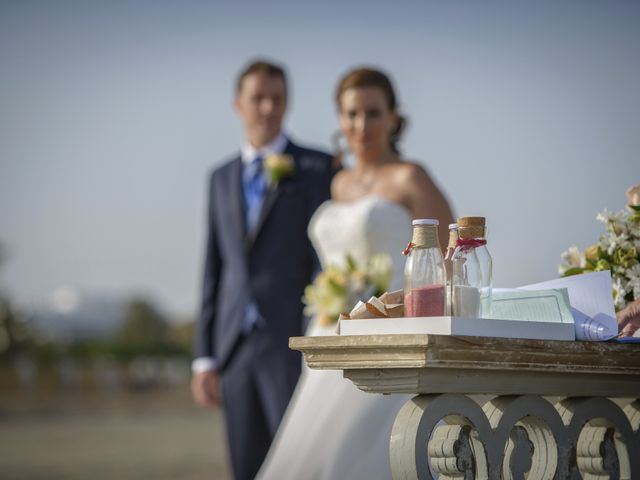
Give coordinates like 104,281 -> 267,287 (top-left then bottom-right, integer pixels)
240,131 -> 288,166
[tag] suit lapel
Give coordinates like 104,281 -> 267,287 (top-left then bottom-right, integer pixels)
245,141 -> 297,250
227,157 -> 246,244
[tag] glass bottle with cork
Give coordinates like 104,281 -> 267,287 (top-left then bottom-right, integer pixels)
473,218 -> 493,315
403,219 -> 446,317
451,216 -> 492,318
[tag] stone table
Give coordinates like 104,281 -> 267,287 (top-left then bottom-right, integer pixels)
289,334 -> 640,479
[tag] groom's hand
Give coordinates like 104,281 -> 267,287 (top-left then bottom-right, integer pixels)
617,299 -> 640,337
191,370 -> 221,407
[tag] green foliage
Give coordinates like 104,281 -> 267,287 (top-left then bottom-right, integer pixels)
562,267 -> 584,277
168,319 -> 195,353
106,297 -> 194,361
117,298 -> 169,348
345,254 -> 358,273
0,296 -> 34,357
1,289 -> 195,367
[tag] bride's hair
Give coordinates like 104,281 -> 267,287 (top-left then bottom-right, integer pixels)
334,67 -> 407,158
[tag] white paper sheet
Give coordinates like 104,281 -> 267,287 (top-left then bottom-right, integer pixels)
515,271 -> 617,341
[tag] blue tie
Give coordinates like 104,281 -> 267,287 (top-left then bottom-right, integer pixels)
243,155 -> 266,231
241,156 -> 267,334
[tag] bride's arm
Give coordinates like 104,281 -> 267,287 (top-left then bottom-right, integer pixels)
402,162 -> 455,248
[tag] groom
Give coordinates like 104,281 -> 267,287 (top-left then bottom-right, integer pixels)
191,59 -> 333,480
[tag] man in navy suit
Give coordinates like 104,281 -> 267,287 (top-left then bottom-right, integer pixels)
191,60 -> 333,480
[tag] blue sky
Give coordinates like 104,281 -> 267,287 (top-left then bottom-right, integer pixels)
1,0 -> 639,316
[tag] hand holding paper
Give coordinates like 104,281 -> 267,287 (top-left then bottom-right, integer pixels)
617,299 -> 640,337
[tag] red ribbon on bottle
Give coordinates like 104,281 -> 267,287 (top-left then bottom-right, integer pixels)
455,238 -> 487,251
402,242 -> 413,256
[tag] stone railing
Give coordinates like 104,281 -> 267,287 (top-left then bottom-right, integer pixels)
290,334 -> 640,479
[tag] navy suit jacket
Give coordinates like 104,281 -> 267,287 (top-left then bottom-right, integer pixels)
195,140 -> 333,370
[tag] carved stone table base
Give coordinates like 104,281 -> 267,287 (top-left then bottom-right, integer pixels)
390,394 -> 640,479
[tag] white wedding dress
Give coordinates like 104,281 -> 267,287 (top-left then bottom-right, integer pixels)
257,196 -> 413,480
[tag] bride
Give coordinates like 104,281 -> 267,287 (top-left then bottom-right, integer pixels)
257,67 -> 454,479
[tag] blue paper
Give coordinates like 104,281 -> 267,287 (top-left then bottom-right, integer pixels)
611,336 -> 640,344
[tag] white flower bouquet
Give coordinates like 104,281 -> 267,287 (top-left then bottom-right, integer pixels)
559,184 -> 640,311
303,253 -> 392,326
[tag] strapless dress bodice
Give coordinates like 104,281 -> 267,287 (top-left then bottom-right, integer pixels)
257,196 -> 414,480
308,195 -> 412,291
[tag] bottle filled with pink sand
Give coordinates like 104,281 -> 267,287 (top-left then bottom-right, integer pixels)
403,219 -> 446,317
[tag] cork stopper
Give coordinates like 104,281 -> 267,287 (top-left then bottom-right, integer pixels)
457,217 -> 485,227
411,219 -> 440,249
457,216 -> 486,240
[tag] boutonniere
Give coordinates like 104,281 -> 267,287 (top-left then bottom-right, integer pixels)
264,154 -> 295,187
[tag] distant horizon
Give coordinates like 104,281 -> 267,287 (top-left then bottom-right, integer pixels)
4,283 -> 191,323
1,0 -> 639,318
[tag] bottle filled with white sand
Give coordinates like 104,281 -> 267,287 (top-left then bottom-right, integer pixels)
451,216 -> 493,318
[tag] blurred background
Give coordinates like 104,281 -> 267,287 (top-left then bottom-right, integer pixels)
1,0 -> 639,478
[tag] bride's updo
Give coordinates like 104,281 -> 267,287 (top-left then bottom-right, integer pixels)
334,67 -> 407,154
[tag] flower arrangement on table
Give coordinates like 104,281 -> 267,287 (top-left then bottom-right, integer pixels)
559,184 -> 640,312
303,253 -> 392,326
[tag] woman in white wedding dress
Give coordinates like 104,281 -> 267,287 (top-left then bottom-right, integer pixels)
257,67 -> 453,480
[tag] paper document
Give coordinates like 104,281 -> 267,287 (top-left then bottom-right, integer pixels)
517,271 -> 617,341
489,289 -> 574,325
